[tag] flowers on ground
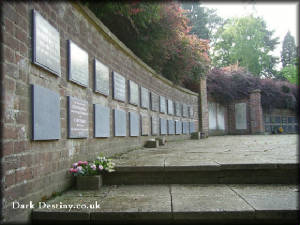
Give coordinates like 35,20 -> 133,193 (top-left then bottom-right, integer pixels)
69,155 -> 115,176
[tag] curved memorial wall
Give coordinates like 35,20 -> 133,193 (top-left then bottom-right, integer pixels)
1,2 -> 199,222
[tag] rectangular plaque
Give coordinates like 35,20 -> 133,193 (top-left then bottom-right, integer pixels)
68,40 -> 89,87
208,102 -> 217,130
129,111 -> 139,136
175,102 -> 181,117
94,59 -> 109,96
287,125 -> 293,133
160,118 -> 167,135
282,125 -> 288,133
275,116 -> 281,123
217,104 -> 225,130
112,71 -> 126,102
128,80 -> 139,106
68,96 -> 89,138
168,120 -> 175,135
189,121 -> 195,133
167,99 -> 174,115
160,96 -> 166,114
182,104 -> 188,118
235,103 -> 247,130
32,84 -> 60,140
141,87 -> 149,109
151,92 -> 159,112
265,125 -> 271,133
175,120 -> 182,134
94,104 -> 110,137
151,116 -> 159,135
281,117 -> 287,124
189,106 -> 194,118
114,109 -> 126,136
141,115 -> 150,136
182,121 -> 189,134
288,117 -> 295,124
265,115 -> 271,123
32,10 -> 61,76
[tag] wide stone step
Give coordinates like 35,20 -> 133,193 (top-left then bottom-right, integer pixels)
31,184 -> 299,224
102,163 -> 299,185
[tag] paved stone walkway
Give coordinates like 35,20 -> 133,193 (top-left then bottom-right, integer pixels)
113,134 -> 298,167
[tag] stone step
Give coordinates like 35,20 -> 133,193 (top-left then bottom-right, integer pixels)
31,184 -> 299,224
102,163 -> 299,185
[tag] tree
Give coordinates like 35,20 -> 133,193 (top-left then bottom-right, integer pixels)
281,31 -> 297,67
181,3 -> 223,40
87,2 -> 210,87
211,15 -> 279,78
280,65 -> 298,84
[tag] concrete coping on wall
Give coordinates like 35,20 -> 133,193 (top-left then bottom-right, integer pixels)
250,89 -> 261,93
72,2 -> 199,97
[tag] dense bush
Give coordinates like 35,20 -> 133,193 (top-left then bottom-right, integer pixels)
207,67 -> 299,112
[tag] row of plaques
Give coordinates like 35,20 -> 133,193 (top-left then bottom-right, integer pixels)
32,10 -> 194,122
32,84 -> 195,140
264,115 -> 297,124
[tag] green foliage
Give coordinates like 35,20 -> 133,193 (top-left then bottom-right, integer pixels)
87,2 -> 210,87
211,15 -> 279,78
280,64 -> 298,84
281,31 -> 297,67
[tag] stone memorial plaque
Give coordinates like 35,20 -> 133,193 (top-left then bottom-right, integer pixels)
32,84 -> 60,140
114,109 -> 126,136
175,120 -> 182,134
128,80 -> 139,106
287,125 -> 293,133
189,106 -> 194,118
167,99 -> 174,115
32,10 -> 61,76
281,116 -> 287,124
151,117 -> 159,135
182,121 -> 189,134
168,120 -> 175,135
68,96 -> 89,138
265,115 -> 271,123
68,40 -> 89,87
235,103 -> 247,130
265,125 -> 271,132
141,115 -> 150,136
112,71 -> 126,102
208,102 -> 217,130
160,96 -> 166,114
288,117 -> 295,124
160,118 -> 167,135
141,87 -> 149,109
282,125 -> 288,133
217,104 -> 225,130
129,111 -> 139,136
94,104 -> 110,137
182,104 -> 188,118
275,116 -> 281,123
94,59 -> 109,96
151,92 -> 159,112
175,102 -> 181,117
189,121 -> 195,133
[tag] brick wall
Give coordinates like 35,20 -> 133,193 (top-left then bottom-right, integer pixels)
0,2 -> 201,222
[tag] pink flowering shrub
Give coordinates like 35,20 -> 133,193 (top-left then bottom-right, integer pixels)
69,156 -> 115,176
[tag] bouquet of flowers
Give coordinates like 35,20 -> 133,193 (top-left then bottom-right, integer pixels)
69,155 -> 115,176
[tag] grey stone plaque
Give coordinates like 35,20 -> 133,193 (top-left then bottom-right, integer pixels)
182,104 -> 188,118
94,59 -> 109,96
140,87 -> 149,109
160,96 -> 166,114
182,121 -> 189,134
68,40 -> 89,87
114,109 -> 126,136
282,125 -> 288,133
167,99 -> 174,115
160,118 -> 167,135
167,120 -> 175,135
265,115 -> 271,123
288,117 -> 295,124
32,10 -> 61,76
68,96 -> 89,138
189,121 -> 195,133
235,103 -> 247,130
151,92 -> 159,112
265,125 -> 271,132
287,125 -> 293,133
281,117 -> 287,124
129,111 -> 139,136
175,102 -> 181,117
175,120 -> 182,134
128,80 -> 139,106
112,71 -> 126,102
141,115 -> 150,136
189,106 -> 194,118
275,116 -> 281,123
32,84 -> 60,140
94,104 -> 110,138
151,117 -> 159,135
